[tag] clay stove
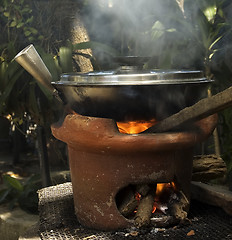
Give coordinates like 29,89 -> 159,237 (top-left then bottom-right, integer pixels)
51,113 -> 217,231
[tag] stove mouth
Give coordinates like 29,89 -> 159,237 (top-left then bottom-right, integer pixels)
115,181 -> 189,228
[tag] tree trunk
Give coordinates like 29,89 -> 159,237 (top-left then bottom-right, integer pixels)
71,16 -> 93,73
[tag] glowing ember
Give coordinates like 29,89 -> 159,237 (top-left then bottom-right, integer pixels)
117,119 -> 157,134
135,192 -> 142,201
152,206 -> 157,214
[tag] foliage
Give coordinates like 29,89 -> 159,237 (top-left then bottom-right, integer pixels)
0,174 -> 41,213
0,0 -> 232,181
0,0 -> 43,62
0,0 -> 120,126
0,0 -> 50,125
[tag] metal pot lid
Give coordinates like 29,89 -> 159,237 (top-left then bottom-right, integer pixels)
52,70 -> 212,86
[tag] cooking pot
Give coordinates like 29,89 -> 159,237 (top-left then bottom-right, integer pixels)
52,69 -> 213,121
14,46 -> 212,122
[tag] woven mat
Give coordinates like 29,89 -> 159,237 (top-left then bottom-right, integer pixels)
38,182 -> 232,240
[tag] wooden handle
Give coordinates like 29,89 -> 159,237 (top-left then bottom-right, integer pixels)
144,85 -> 232,133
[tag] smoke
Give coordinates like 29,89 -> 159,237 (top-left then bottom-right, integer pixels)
80,0 -> 197,68
52,0 -> 216,122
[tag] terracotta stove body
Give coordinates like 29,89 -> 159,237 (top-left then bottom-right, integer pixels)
51,114 -> 217,231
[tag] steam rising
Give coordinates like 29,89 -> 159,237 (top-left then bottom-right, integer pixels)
54,1 -> 215,122
81,0 -> 196,68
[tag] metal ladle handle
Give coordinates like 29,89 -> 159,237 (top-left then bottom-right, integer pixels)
14,44 -> 62,102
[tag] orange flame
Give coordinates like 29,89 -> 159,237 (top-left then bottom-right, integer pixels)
134,182 -> 177,214
152,206 -> 157,213
156,182 -> 174,195
117,119 -> 157,134
153,182 -> 176,213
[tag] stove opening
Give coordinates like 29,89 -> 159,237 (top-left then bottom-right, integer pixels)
116,181 -> 189,228
116,119 -> 157,134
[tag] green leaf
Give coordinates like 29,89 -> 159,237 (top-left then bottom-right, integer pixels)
209,35 -> 223,51
204,5 -> 217,23
26,16 -> 34,24
196,8 -> 211,49
38,35 -> 44,41
29,27 -> 38,35
36,47 -> 60,82
10,21 -> 17,27
166,28 -> 176,33
59,47 -> 73,73
0,61 -> 8,90
0,62 -> 24,113
151,21 -> 165,40
28,36 -> 34,42
3,175 -> 23,192
24,30 -> 31,37
16,22 -> 24,28
3,11 -> 9,17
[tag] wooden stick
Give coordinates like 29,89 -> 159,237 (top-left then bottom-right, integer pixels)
134,190 -> 154,228
169,191 -> 189,221
150,215 -> 177,228
118,188 -> 138,217
118,184 -> 152,217
136,184 -> 152,196
144,85 -> 232,133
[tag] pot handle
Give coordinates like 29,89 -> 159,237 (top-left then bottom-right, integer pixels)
14,44 -> 62,103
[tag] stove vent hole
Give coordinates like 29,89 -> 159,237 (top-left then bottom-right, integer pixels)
116,182 -> 189,228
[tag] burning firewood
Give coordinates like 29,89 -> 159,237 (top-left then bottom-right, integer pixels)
168,191 -> 189,221
118,182 -> 190,229
150,215 -> 177,228
151,187 -> 189,227
134,189 -> 155,228
118,187 -> 137,217
136,184 -> 152,196
118,184 -> 152,217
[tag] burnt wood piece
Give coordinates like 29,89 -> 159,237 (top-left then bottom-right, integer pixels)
118,184 -> 152,217
136,184 -> 152,196
144,85 -> 232,133
134,191 -> 154,228
192,154 -> 227,181
118,187 -> 137,217
150,215 -> 178,228
191,181 -> 232,216
169,191 -> 189,221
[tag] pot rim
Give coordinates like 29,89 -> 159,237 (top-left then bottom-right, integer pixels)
52,70 -> 213,86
